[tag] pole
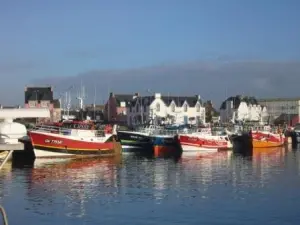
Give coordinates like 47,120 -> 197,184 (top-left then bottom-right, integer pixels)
0,204 -> 9,225
35,90 -> 39,124
0,150 -> 14,171
93,85 -> 96,120
140,94 -> 143,125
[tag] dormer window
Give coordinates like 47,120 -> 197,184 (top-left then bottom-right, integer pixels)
171,102 -> 175,112
156,103 -> 160,112
183,103 -> 188,112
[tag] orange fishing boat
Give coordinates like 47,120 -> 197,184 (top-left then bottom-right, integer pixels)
251,126 -> 284,148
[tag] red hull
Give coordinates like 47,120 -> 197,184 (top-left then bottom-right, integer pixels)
29,131 -> 116,155
179,135 -> 231,150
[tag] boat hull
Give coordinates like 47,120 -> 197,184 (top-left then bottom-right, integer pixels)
29,131 -> 120,158
179,134 -> 232,151
117,131 -> 153,153
230,133 -> 253,154
291,131 -> 300,144
117,131 -> 182,156
251,131 -> 284,148
153,135 -> 182,157
180,144 -> 218,152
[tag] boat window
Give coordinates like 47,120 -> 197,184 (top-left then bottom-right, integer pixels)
61,123 -> 92,130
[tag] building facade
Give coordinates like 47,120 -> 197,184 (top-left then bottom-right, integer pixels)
257,97 -> 300,125
104,93 -> 133,124
220,95 -> 268,124
127,93 -> 206,126
24,86 -> 61,123
85,104 -> 105,121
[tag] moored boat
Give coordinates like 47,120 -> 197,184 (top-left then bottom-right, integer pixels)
29,121 -> 122,158
179,127 -> 232,152
117,130 -> 153,153
251,126 -> 284,148
117,125 -> 182,156
290,124 -> 300,145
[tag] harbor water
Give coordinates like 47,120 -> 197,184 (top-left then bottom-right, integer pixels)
1,146 -> 300,224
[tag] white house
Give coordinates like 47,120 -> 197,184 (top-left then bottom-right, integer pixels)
127,93 -> 206,126
219,95 -> 269,124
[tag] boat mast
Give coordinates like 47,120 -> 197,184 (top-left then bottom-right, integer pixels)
107,82 -> 110,122
76,81 -> 86,120
93,84 -> 96,120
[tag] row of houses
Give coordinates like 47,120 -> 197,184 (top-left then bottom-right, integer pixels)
219,95 -> 300,125
3,86 -> 299,126
105,92 -> 208,126
20,87 -> 211,126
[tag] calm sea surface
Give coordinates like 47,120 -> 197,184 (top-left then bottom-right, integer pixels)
1,147 -> 300,225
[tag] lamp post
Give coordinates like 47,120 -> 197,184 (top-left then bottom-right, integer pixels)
146,89 -> 155,124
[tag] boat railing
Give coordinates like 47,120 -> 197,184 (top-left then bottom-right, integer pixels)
229,125 -> 284,134
136,126 -> 198,136
32,124 -> 108,137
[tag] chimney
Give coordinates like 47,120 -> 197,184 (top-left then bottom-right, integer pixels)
133,93 -> 139,99
154,93 -> 161,99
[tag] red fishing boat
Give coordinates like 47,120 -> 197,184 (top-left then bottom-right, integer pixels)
29,121 -> 121,158
179,127 -> 232,152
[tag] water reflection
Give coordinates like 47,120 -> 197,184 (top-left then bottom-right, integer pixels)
1,146 -> 300,224
26,157 -> 121,218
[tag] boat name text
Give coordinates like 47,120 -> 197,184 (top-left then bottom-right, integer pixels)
45,139 -> 63,144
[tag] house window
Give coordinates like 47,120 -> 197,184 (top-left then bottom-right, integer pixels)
196,103 -> 200,112
29,101 -> 36,107
183,103 -> 188,112
156,103 -> 160,112
171,103 -> 175,112
41,101 -> 49,108
136,103 -> 139,113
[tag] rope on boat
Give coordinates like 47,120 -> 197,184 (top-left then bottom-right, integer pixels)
0,205 -> 8,225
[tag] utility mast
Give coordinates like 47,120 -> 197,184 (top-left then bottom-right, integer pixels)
76,82 -> 86,120
76,82 -> 86,110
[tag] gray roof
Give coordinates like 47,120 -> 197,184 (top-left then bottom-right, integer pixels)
220,95 -> 258,110
114,94 -> 133,106
130,95 -> 202,107
25,87 -> 53,103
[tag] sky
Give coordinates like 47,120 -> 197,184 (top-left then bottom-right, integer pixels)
0,0 -> 300,106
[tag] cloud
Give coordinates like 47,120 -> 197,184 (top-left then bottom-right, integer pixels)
0,60 -> 36,73
31,60 -> 300,108
65,49 -> 100,59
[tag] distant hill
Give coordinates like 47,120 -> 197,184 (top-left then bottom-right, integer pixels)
30,60 -> 300,108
